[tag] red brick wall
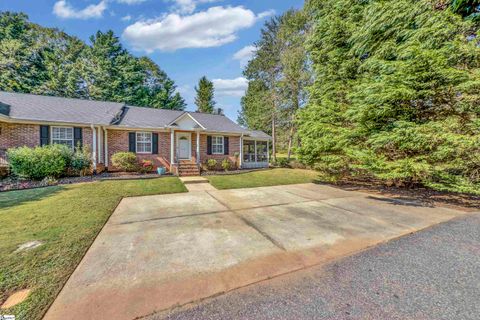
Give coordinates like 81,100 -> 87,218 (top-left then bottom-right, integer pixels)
0,122 -> 39,149
200,134 -> 240,168
107,129 -> 171,171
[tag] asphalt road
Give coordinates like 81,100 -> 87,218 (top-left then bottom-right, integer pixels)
150,213 -> 480,320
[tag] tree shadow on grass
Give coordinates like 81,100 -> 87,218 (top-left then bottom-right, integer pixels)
0,186 -> 64,210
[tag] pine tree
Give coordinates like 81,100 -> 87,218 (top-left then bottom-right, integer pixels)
194,76 -> 215,113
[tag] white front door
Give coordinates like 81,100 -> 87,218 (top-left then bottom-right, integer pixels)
177,133 -> 191,160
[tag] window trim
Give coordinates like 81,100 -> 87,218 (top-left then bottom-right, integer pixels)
212,136 -> 224,155
51,126 -> 74,149
136,131 -> 153,154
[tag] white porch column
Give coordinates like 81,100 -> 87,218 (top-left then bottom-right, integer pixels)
103,127 -> 108,167
91,124 -> 97,170
97,127 -> 103,163
267,140 -> 270,164
196,131 -> 200,164
170,129 -> 175,166
254,140 -> 257,163
239,134 -> 243,168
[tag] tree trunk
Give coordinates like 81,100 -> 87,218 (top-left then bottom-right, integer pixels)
287,125 -> 295,161
271,113 -> 277,162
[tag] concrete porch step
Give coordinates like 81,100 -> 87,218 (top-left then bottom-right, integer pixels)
179,176 -> 209,184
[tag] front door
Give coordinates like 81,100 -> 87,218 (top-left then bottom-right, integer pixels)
178,134 -> 191,160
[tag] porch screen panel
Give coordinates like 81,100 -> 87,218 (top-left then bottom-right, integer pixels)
243,140 -> 255,162
256,141 -> 268,162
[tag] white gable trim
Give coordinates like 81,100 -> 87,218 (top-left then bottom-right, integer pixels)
168,112 -> 206,130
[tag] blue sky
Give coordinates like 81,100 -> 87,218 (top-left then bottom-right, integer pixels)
0,0 -> 303,121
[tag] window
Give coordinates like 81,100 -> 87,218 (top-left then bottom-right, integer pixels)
212,136 -> 224,154
51,127 -> 74,149
136,132 -> 152,153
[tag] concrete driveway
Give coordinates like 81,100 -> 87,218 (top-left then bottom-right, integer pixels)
44,183 -> 469,320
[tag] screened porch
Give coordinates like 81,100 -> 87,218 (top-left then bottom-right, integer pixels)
242,139 -> 269,169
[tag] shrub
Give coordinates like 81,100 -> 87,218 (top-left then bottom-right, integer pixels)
206,158 -> 217,170
7,144 -> 69,180
138,160 -> 154,174
221,158 -> 231,171
111,152 -> 138,172
71,146 -> 92,176
275,158 -> 290,168
290,160 -> 307,169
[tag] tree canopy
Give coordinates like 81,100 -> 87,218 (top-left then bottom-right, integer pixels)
194,76 -> 216,113
297,0 -> 480,193
0,12 -> 185,110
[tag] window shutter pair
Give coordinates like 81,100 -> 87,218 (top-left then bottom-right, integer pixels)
129,132 -> 158,154
206,136 -> 229,155
40,125 -> 83,148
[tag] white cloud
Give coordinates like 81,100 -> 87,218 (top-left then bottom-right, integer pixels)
257,9 -> 275,19
123,6 -> 261,52
233,45 -> 256,67
121,15 -> 132,21
117,0 -> 147,4
167,0 -> 222,15
53,0 -> 107,19
213,77 -> 248,97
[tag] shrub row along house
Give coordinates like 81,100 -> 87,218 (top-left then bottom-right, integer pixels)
0,91 -> 271,176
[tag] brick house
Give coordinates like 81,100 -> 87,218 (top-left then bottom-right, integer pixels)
0,91 -> 271,176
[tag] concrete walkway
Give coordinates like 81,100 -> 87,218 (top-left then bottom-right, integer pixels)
44,183 -> 469,320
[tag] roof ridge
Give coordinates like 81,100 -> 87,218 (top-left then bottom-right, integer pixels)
0,91 -> 124,105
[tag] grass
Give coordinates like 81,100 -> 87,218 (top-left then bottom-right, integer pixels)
208,168 -> 319,189
0,177 -> 187,320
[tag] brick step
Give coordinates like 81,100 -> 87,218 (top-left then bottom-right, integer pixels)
179,173 -> 200,177
178,171 -> 200,175
178,165 -> 199,168
178,170 -> 200,174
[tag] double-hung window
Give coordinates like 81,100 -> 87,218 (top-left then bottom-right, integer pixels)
51,127 -> 74,149
212,136 -> 224,154
136,132 -> 152,154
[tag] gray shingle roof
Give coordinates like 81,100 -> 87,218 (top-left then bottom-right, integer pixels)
117,106 -> 185,128
0,91 -> 123,125
186,111 -> 249,134
244,130 -> 272,140
0,92 -> 270,139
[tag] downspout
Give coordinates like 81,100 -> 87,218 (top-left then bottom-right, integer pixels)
91,124 -> 97,171
103,127 -> 108,169
239,133 -> 243,169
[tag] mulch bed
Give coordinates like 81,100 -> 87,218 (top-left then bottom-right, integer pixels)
322,178 -> 480,211
0,172 -> 171,192
201,168 -> 270,176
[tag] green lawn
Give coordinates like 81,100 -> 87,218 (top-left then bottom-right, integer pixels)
0,178 -> 186,320
208,168 -> 319,189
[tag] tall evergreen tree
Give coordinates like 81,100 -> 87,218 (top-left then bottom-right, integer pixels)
244,16 -> 283,161
298,0 -> 480,193
194,76 -> 215,113
0,12 -> 186,110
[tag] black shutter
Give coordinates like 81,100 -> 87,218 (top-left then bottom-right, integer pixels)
207,136 -> 212,155
40,125 -> 50,146
74,127 -> 83,149
224,136 -> 229,155
152,133 -> 158,154
129,132 -> 136,153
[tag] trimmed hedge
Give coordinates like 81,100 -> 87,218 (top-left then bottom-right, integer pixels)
111,152 -> 138,172
7,145 -> 70,180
